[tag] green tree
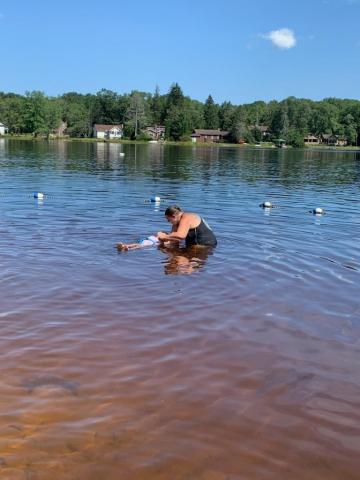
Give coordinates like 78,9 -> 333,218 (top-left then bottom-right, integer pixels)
166,83 -> 184,110
252,127 -> 263,143
23,91 -> 61,137
64,102 -> 89,137
245,101 -> 267,126
150,85 -> 165,125
0,95 -> 26,133
96,89 -> 121,124
165,106 -> 187,140
271,103 -> 289,140
310,102 -> 341,135
343,113 -> 357,144
287,129 -> 305,148
219,102 -> 235,131
229,108 -> 247,143
204,95 -> 219,129
183,98 -> 204,133
280,106 -> 290,139
125,92 -> 148,138
61,92 -> 95,137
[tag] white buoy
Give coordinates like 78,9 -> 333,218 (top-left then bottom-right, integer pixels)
313,207 -> 325,215
260,201 -> 273,208
150,196 -> 161,203
34,192 -> 44,200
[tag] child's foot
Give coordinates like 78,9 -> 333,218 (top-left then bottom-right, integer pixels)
117,243 -> 129,251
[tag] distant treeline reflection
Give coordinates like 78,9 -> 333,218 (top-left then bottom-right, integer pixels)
0,139 -> 359,186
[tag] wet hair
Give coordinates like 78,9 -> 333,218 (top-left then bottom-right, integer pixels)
165,205 -> 183,217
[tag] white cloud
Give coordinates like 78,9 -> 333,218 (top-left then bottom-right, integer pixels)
264,28 -> 297,49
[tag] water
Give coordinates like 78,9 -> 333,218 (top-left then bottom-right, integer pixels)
0,139 -> 359,479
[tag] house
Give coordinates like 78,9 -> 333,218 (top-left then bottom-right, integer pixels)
0,122 -> 8,135
49,121 -> 68,138
143,125 -> 165,140
54,121 -> 68,137
249,125 -> 271,140
320,134 -> 348,146
304,134 -> 320,145
320,134 -> 339,146
191,129 -> 229,143
93,124 -> 123,140
337,137 -> 348,147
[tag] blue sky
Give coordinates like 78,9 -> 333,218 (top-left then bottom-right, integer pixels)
0,0 -> 359,104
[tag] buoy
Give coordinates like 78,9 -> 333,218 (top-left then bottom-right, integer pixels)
259,201 -> 273,208
34,192 -> 44,200
311,207 -> 325,215
150,196 -> 161,203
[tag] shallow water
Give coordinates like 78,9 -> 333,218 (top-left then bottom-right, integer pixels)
0,139 -> 359,479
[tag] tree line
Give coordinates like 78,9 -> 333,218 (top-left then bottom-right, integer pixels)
1,83 -> 360,146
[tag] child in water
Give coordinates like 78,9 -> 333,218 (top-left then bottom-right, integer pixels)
117,235 -> 160,251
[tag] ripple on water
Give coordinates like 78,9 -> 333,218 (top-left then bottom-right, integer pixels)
0,142 -> 359,479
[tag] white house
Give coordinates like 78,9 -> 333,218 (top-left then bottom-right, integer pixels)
93,124 -> 123,139
0,123 -> 8,135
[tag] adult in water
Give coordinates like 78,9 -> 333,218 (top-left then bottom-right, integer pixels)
157,205 -> 217,247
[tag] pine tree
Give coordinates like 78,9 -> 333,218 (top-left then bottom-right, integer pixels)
150,85 -> 164,125
204,95 -> 219,129
166,83 -> 184,110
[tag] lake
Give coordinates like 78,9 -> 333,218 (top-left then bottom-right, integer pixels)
0,139 -> 359,479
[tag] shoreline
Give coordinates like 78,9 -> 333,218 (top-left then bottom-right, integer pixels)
1,135 -> 360,151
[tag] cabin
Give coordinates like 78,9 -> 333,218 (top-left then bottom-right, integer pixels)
249,125 -> 271,140
142,125 -> 165,140
321,134 -> 339,146
49,121 -> 68,138
321,134 -> 348,146
191,129 -> 229,143
0,122 -> 8,135
93,124 -> 123,140
304,134 -> 320,145
337,137 -> 348,147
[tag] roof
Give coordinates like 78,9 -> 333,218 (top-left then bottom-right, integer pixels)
144,125 -> 165,132
93,124 -> 123,132
250,125 -> 269,132
321,133 -> 337,139
193,129 -> 229,136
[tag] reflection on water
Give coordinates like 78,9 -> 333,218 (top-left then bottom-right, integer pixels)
0,139 -> 359,479
160,245 -> 213,275
2,139 -> 360,186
